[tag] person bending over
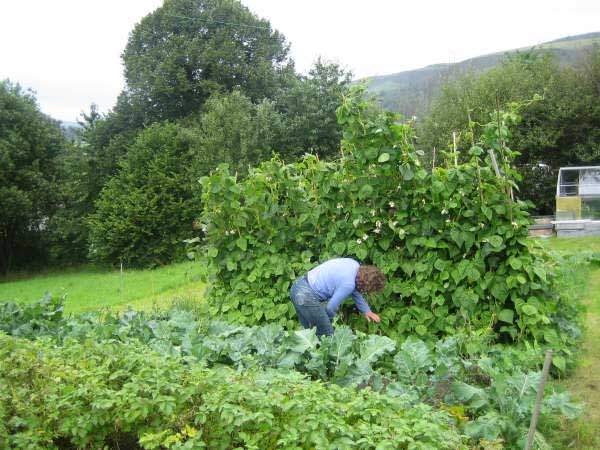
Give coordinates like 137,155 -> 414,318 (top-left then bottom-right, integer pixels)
289,257 -> 386,337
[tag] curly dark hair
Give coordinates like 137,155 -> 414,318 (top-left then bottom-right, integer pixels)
355,265 -> 386,294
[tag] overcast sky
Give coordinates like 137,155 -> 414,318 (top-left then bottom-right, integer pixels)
1,0 -> 599,122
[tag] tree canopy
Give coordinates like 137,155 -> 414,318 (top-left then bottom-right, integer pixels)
30,0 -> 352,270
122,0 -> 294,123
274,59 -> 352,160
419,48 -> 600,214
0,80 -> 65,273
191,90 -> 283,174
88,122 -> 202,267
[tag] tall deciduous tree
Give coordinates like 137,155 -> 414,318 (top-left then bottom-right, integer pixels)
0,80 -> 64,273
122,0 -> 294,123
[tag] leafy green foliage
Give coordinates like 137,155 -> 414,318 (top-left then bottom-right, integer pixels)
190,90 -> 283,175
0,332 -> 465,449
274,58 -> 352,160
0,296 -> 583,448
198,86 -> 579,354
46,140 -> 95,263
419,49 -> 600,214
46,103 -> 138,264
44,2 -> 350,269
121,0 -> 294,123
0,293 -> 64,338
0,80 -> 66,273
88,122 -> 202,266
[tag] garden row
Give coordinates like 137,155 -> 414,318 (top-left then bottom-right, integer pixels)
0,295 -> 581,448
1,333 -> 463,449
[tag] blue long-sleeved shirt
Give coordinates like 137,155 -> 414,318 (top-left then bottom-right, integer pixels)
306,258 -> 372,320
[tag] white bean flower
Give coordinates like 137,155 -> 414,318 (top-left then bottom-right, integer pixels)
389,201 -> 395,208
441,209 -> 448,215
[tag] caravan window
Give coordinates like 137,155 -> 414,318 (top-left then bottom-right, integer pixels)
559,170 -> 579,196
580,169 -> 600,196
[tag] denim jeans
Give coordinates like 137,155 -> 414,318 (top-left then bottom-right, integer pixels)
289,275 -> 334,337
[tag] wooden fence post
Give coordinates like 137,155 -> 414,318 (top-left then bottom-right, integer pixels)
525,350 -> 553,450
452,132 -> 458,166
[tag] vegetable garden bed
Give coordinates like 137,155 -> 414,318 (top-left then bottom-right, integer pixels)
1,88 -> 594,449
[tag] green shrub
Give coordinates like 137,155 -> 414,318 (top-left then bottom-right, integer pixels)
88,122 -> 202,267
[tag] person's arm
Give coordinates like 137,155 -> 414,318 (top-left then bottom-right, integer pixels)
351,291 -> 371,314
325,284 -> 354,321
352,291 -> 381,323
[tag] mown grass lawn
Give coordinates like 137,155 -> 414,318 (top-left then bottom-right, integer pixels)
0,261 -> 205,314
539,235 -> 600,254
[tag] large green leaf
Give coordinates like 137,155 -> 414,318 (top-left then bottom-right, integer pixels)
489,235 -> 503,248
451,382 -> 488,410
393,337 -> 432,382
497,309 -> 514,324
235,237 -> 247,251
378,152 -> 390,163
323,326 -> 356,368
359,335 -> 396,364
285,329 -> 319,354
358,184 -> 374,199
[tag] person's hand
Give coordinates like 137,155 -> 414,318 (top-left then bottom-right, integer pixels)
364,311 -> 381,323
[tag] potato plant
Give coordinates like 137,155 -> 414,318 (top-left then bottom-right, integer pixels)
0,333 -> 466,450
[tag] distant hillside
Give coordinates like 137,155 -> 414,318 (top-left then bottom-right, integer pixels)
60,121 -> 83,143
365,31 -> 600,118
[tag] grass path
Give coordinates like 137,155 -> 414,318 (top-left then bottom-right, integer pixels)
536,237 -> 600,448
546,264 -> 600,449
559,267 -> 600,448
